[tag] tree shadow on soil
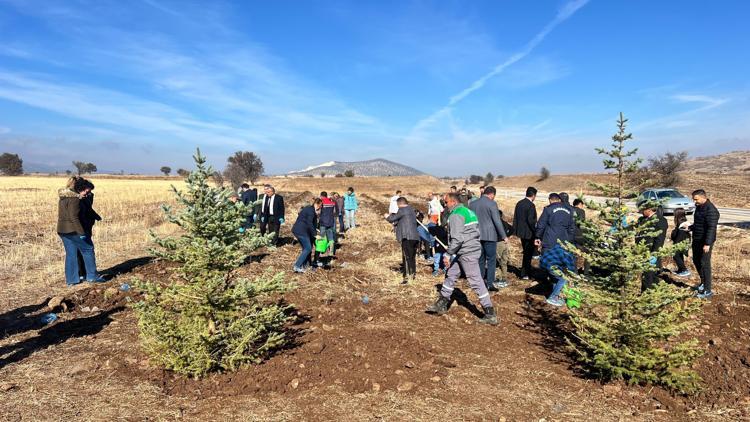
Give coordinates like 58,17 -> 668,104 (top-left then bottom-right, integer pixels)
0,306 -> 123,369
521,299 -> 572,362
521,298 -> 600,381
276,301 -> 311,354
99,256 -> 154,279
0,300 -> 49,339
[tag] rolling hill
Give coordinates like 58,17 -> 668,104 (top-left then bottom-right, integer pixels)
287,159 -> 425,177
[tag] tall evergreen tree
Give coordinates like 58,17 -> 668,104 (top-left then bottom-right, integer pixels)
134,149 -> 293,377
564,113 -> 703,393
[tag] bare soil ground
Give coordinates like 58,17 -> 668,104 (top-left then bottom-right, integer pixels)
1,180 -> 749,421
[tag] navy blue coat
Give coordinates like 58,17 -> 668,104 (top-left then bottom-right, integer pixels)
292,205 -> 318,239
536,202 -> 576,250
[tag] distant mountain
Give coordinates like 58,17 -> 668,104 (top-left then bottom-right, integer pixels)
288,159 -> 425,177
683,150 -> 750,173
24,162 -> 68,174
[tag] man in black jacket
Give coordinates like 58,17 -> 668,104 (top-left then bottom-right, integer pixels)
240,183 -> 258,228
513,186 -> 537,279
637,204 -> 668,291
385,197 -> 420,284
260,186 -> 285,246
689,189 -> 720,298
572,198 -> 589,275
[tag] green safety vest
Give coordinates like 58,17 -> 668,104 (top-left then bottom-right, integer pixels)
449,205 -> 478,226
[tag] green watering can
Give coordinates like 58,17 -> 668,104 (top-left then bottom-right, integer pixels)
315,237 -> 329,253
563,285 -> 582,309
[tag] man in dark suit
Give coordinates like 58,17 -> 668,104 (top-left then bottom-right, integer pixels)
469,186 -> 508,291
260,186 -> 285,246
513,186 -> 538,280
637,204 -> 668,291
385,197 -> 421,284
240,183 -> 258,228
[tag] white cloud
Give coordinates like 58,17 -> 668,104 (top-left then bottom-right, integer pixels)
0,126 -> 10,134
671,94 -> 728,109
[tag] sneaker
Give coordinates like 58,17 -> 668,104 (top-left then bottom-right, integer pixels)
432,270 -> 441,277
696,291 -> 713,299
521,275 -> 530,280
316,261 -> 324,268
494,280 -> 509,289
532,255 -> 540,261
293,266 -> 306,273
425,258 -> 434,264
67,282 -> 83,288
675,270 -> 691,277
401,279 -> 409,285
86,275 -> 106,283
545,296 -> 565,307
692,283 -> 705,292
487,284 -> 499,292
78,276 -> 85,282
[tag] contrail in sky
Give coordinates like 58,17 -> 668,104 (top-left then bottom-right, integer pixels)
410,0 -> 590,135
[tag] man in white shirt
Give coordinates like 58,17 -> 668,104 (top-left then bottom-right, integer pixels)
259,186 -> 285,246
427,192 -> 444,225
388,190 -> 402,215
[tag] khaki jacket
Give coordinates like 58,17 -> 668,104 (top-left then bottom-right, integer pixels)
57,188 -> 85,235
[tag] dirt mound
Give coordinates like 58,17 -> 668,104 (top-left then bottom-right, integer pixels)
286,190 -> 316,209
691,297 -> 750,408
106,293 -> 445,398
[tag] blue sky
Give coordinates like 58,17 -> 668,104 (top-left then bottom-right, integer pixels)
0,0 -> 748,176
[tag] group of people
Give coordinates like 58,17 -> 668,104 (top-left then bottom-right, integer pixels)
381,184 -> 721,325
291,187 -> 359,273
56,176 -> 105,286
56,175 -> 721,313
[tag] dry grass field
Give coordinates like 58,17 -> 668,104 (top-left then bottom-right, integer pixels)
1,174 -> 749,421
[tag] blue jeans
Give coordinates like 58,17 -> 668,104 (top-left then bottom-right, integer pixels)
338,213 -> 345,232
294,233 -> 313,269
433,252 -> 444,272
417,225 -> 433,244
59,233 -> 97,284
479,240 -> 498,288
345,210 -> 356,229
550,273 -> 567,300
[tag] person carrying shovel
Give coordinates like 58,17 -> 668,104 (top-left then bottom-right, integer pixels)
426,193 -> 498,325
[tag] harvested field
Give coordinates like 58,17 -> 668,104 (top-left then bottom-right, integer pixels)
1,176 -> 749,421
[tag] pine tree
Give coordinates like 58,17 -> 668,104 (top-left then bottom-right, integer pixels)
564,113 -> 703,393
134,149 -> 293,377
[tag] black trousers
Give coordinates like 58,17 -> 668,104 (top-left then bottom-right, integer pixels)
641,257 -> 662,291
401,239 -> 419,280
673,252 -> 688,273
260,218 -> 281,246
692,243 -> 713,292
520,238 -> 536,277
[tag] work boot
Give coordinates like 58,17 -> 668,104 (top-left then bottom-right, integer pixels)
478,306 -> 498,325
426,296 -> 450,315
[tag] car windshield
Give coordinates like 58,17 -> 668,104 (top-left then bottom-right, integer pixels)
656,190 -> 684,199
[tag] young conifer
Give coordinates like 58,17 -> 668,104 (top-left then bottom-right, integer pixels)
565,113 -> 703,393
134,149 -> 293,377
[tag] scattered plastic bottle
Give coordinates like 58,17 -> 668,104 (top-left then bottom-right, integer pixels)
40,313 -> 58,325
362,295 -> 370,305
120,283 -> 131,292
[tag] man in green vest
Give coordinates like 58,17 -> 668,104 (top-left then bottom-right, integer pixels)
426,192 -> 498,325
